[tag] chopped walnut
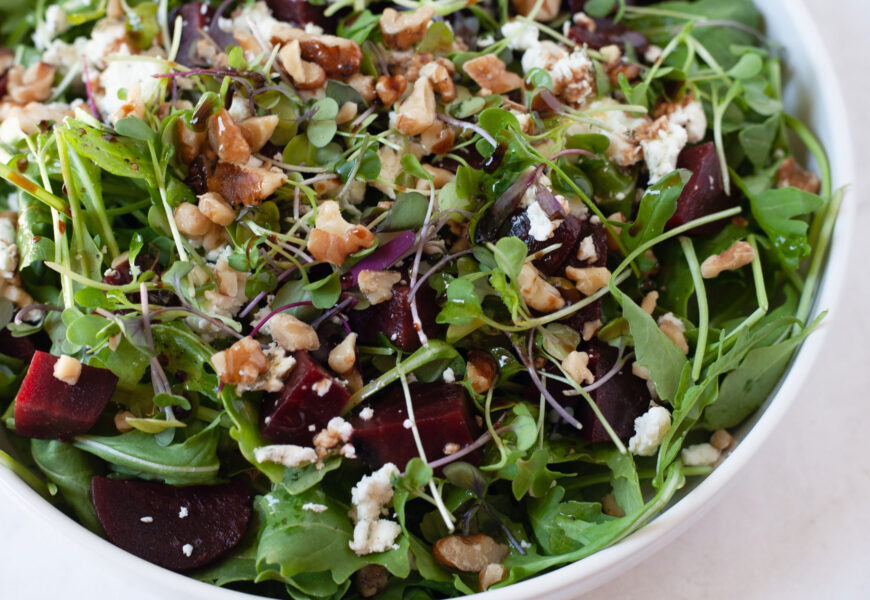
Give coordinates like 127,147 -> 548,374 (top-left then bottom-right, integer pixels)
6,63 -> 56,104
562,350 -> 594,385
53,355 -> 82,386
114,410 -> 135,433
336,101 -> 358,125
279,39 -> 327,90
443,442 -> 461,455
466,351 -> 497,394
176,119 -> 206,164
641,290 -> 659,315
109,82 -> 145,125
710,429 -> 734,451
657,312 -> 689,354
582,318 -> 602,341
212,337 -> 269,385
355,564 -> 389,598
462,54 -> 523,95
416,164 -> 454,191
271,25 -> 362,80
198,192 -> 236,226
0,101 -> 74,135
328,332 -> 358,375
395,76 -> 436,136
357,270 -> 401,305
347,73 -> 377,102
174,202 -> 213,237
375,74 -> 408,108
206,161 -> 286,206
777,156 -> 821,194
420,121 -> 455,155
518,263 -> 565,313
419,61 -> 456,101
513,0 -> 561,21
379,6 -> 435,50
269,313 -> 320,352
601,492 -> 625,517
479,563 -> 507,593
432,534 -> 508,573
631,362 -> 650,380
565,266 -> 611,296
238,115 -> 279,152
208,108 -> 252,164
308,200 -> 375,266
700,241 -> 755,279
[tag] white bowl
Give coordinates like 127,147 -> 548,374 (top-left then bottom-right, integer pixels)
0,0 -> 855,597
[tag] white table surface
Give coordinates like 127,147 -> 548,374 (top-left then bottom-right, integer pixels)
2,0 -> 869,598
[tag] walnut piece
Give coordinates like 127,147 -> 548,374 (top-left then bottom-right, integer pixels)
308,200 -> 375,266
355,564 -> 389,598
415,164 -> 454,191
432,534 -> 508,573
207,161 -> 286,206
174,202 -> 213,237
271,25 -> 362,80
657,312 -> 689,354
562,350 -> 594,385
462,55 -> 523,95
279,39 -> 327,90
379,6 -> 435,50
176,119 -> 206,164
419,61 -> 456,101
512,0 -> 561,21
269,313 -> 320,352
710,429 -> 734,451
700,241 -> 755,279
518,263 -> 565,313
198,192 -> 236,226
479,563 -> 507,593
328,332 -> 358,375
238,115 -> 279,152
641,290 -> 658,315
420,121 -> 455,155
582,318 -> 602,341
565,266 -> 611,296
53,355 -> 82,386
777,156 -> 821,194
357,270 -> 401,305
376,74 -> 408,108
208,108 -> 252,164
6,63 -> 56,104
466,351 -> 497,394
395,76 -> 436,136
212,337 -> 269,385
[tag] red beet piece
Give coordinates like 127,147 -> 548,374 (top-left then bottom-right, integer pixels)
563,341 -> 650,443
351,382 -> 481,471
666,142 -> 735,236
91,477 -> 250,572
0,328 -> 46,362
349,285 -> 440,352
261,351 -> 350,444
506,211 -> 583,276
172,3 -> 215,66
568,18 -> 649,53
564,218 -> 608,331
266,0 -> 332,29
14,351 -> 117,439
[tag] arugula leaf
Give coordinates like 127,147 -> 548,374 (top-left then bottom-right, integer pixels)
72,419 -> 221,485
31,439 -> 104,534
220,387 -> 284,483
621,170 -> 687,256
750,187 -> 824,269
383,192 -> 428,231
739,114 -> 781,168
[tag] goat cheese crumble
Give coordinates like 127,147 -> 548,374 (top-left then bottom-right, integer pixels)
348,463 -> 402,555
628,405 -> 672,456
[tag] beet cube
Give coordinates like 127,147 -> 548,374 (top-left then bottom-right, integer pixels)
568,18 -> 649,53
172,3 -> 215,66
14,351 -> 117,439
261,351 -> 349,444
351,382 -> 481,471
349,285 -> 439,352
266,0 -> 332,29
91,477 -> 250,572
0,328 -> 45,362
667,142 -> 735,236
505,211 -> 583,276
564,218 -> 608,331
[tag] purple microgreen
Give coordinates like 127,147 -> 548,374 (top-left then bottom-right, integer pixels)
81,57 -> 99,119
408,248 -> 475,301
437,112 -> 497,148
310,295 -> 356,332
549,148 -> 597,161
13,303 -> 62,325
535,182 -> 565,217
345,230 -> 416,288
537,89 -> 563,112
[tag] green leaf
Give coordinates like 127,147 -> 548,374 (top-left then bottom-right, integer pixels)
417,21 -> 454,54
436,278 -> 484,326
383,192 -> 428,231
280,456 -> 342,496
220,387 -> 285,483
326,80 -> 367,110
492,237 -> 528,282
124,416 -> 188,434
31,439 -> 104,534
738,114 -> 781,168
153,392 -> 191,410
66,313 -> 112,347
307,98 -> 340,148
72,419 -> 221,485
114,116 -> 157,142
304,270 -> 341,309
400,154 -> 431,182
619,294 -> 688,404
727,53 -> 763,79
749,187 -> 824,269
505,448 -> 564,501
621,170 -> 688,256
584,0 -> 616,17
63,119 -> 155,182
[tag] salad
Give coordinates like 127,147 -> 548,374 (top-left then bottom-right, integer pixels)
0,0 -> 840,597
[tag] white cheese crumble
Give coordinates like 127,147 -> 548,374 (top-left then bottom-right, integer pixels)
526,201 -> 556,242
628,405 -> 672,456
359,407 -> 374,421
33,5 -> 70,51
139,516 -> 153,523
577,235 -> 597,263
95,51 -> 166,118
304,23 -> 324,36
668,99 -> 707,143
182,543 -> 194,557
658,312 -> 686,332
442,367 -> 456,384
348,463 -> 402,555
570,99 -> 648,167
501,21 -> 539,51
312,377 -> 333,397
254,444 -> 317,468
302,503 -> 328,513
218,0 -> 281,43
681,443 -> 721,467
325,416 -> 354,443
178,506 -> 189,519
236,343 -> 296,395
402,419 -> 413,430
52,355 -> 82,386
0,216 -> 20,279
641,119 -> 688,184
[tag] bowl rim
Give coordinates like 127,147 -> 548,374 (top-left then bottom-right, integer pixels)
0,0 -> 856,598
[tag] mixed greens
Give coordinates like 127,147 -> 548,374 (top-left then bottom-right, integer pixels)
0,0 -> 840,597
